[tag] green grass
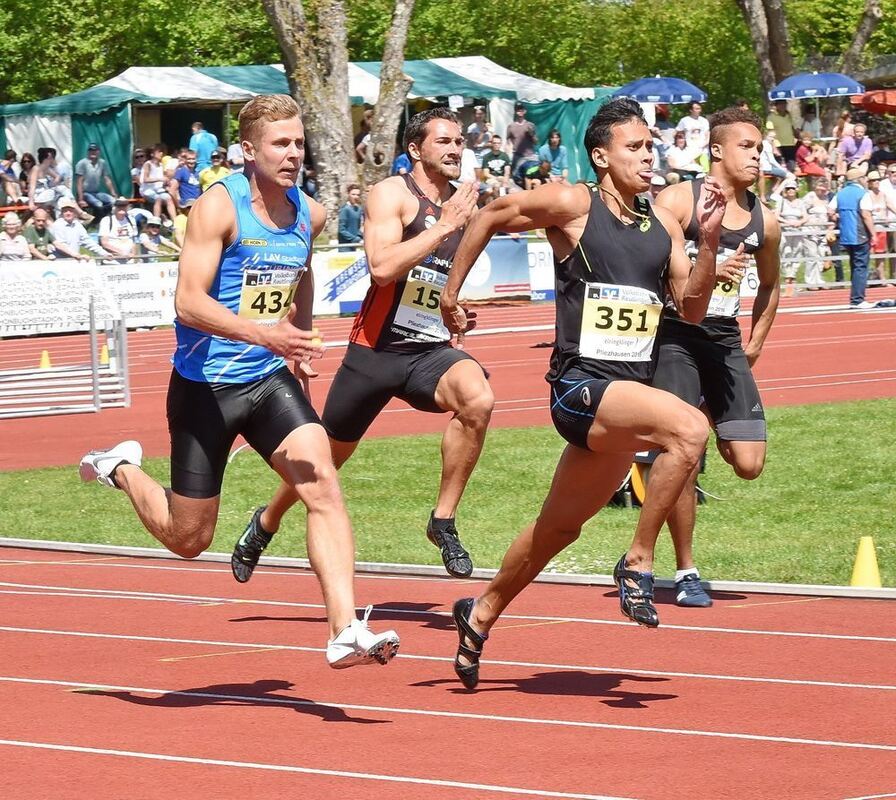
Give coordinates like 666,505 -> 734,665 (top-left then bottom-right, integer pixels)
1,398 -> 893,586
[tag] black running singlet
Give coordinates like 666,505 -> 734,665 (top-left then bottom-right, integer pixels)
665,177 -> 765,343
548,185 -> 672,384
350,174 -> 465,352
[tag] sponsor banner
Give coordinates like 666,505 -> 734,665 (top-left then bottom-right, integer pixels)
100,260 -> 178,327
527,240 -> 555,301
458,237 -> 531,302
0,260 -> 120,336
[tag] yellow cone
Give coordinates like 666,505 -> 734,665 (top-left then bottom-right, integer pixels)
100,344 -> 109,365
39,350 -> 51,369
850,536 -> 882,588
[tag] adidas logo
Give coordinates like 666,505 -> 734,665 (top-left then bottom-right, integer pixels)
744,232 -> 759,247
751,402 -> 762,412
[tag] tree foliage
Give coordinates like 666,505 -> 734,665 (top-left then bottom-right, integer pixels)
0,0 -> 892,111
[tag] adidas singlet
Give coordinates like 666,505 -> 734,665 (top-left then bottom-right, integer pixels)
664,177 -> 765,343
349,173 -> 464,352
549,185 -> 672,384
173,172 -> 312,384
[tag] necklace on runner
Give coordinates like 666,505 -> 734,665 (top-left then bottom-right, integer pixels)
598,185 -> 651,232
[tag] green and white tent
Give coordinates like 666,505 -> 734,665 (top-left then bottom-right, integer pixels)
0,58 -> 613,191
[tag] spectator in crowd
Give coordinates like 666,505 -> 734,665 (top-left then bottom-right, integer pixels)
832,110 -> 854,143
759,124 -> 788,200
24,208 -> 57,260
0,149 -> 23,203
98,197 -> 139,259
131,149 -> 147,195
199,150 -> 231,192
766,99 -> 797,170
869,136 -> 896,171
75,143 -> 117,221
649,105 -> 675,171
466,105 -> 492,166
29,147 -> 76,213
301,164 -> 319,199
140,145 -> 177,222
676,100 -> 709,155
480,134 -> 512,201
800,177 -> 833,290
881,163 -> 896,204
354,107 -> 374,163
506,101 -> 538,185
666,130 -> 703,180
172,198 -> 194,249
837,123 -> 873,176
776,179 -> 808,294
17,152 -> 35,197
337,183 -> 364,247
188,121 -> 219,171
879,164 -> 896,281
226,139 -> 244,173
647,173 -> 666,201
829,167 -> 876,307
864,170 -> 896,280
139,215 -> 181,258
524,159 -> 552,189
537,129 -> 568,182
800,105 -> 822,140
459,144 -> 479,184
0,211 -> 31,259
49,198 -> 108,260
391,149 -> 412,175
795,130 -> 828,179
169,150 -> 201,209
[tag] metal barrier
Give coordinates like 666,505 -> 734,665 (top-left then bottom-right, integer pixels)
0,298 -> 130,419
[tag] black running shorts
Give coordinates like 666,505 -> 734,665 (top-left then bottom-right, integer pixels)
549,366 -> 615,450
322,342 -> 480,443
652,330 -> 766,442
167,366 -> 321,499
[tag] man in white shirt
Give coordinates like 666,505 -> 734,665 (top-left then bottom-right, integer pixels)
98,197 -> 139,258
49,198 -> 108,260
675,101 -> 709,155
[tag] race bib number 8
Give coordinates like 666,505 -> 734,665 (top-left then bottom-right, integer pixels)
707,250 -> 748,318
579,283 -> 662,362
238,269 -> 300,325
393,266 -> 450,341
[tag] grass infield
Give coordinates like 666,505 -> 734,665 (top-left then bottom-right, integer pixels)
1,398 -> 892,587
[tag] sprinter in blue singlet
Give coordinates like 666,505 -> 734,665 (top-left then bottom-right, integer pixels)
79,95 -> 399,670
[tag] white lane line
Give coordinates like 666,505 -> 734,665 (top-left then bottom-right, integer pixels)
1,580 -> 893,643
1,627 -> 894,692
841,794 -> 896,800
0,737 -> 634,800
2,677 -> 895,753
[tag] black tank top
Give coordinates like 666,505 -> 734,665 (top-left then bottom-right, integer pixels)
350,173 -> 464,351
549,185 -> 672,384
664,177 -> 765,344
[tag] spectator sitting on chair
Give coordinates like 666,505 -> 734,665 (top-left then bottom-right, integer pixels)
98,197 -> 139,259
24,208 -> 57,260
139,215 -> 180,258
130,149 -> 147,196
17,153 -> 35,198
188,121 -> 218,171
1,149 -> 23,202
140,145 -> 177,223
524,160 -> 553,190
480,134 -> 513,202
169,150 -> 201,210
199,150 -> 231,192
172,197 -> 195,249
646,173 -> 666,202
837,124 -> 872,176
795,131 -> 827,179
226,139 -> 244,174
800,105 -> 822,140
75,143 -> 117,222
759,126 -> 788,200
869,136 -> 896,172
666,130 -> 703,180
675,100 -> 710,156
537,129 -> 568,182
29,147 -> 76,213
466,105 -> 493,167
49,198 -> 107,261
337,184 -> 363,247
0,212 -> 31,259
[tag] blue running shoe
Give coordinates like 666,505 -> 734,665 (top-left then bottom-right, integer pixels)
613,554 -> 659,627
675,573 -> 713,607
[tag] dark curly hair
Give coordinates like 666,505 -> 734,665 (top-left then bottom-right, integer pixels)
709,107 -> 763,146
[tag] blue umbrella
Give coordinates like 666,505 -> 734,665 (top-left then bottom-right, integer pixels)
613,76 -> 707,105
768,72 -> 864,100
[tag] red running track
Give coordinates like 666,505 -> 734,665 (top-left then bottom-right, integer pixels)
1,288 -> 894,470
1,545 -> 895,799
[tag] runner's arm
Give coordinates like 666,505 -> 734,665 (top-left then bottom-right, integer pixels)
441,182 -> 585,330
364,178 -> 476,286
744,210 -> 781,365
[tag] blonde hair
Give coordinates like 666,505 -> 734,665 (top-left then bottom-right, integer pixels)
239,94 -> 301,145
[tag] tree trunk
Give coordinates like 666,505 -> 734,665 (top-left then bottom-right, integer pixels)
735,0 -> 777,97
361,0 -> 416,189
841,0 -> 883,77
761,0 -> 794,81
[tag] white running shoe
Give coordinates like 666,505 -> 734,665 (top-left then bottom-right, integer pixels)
79,440 -> 143,488
326,605 -> 400,669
